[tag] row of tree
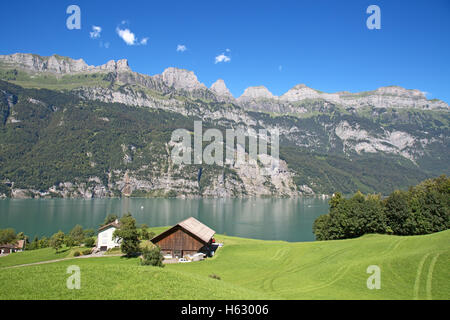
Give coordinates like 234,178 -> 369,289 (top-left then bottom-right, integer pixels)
36,225 -> 96,252
313,175 -> 450,240
1,212 -> 164,267
0,225 -> 95,251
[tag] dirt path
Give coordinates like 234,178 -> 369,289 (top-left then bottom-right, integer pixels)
2,254 -> 123,270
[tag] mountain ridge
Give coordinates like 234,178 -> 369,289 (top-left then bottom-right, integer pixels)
0,53 -> 447,110
0,53 -> 448,199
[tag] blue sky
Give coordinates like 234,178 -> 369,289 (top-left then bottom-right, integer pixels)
1,0 -> 449,102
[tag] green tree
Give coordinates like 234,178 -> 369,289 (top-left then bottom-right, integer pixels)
29,236 -> 39,250
83,229 -> 95,238
0,228 -> 16,244
39,236 -> 49,249
329,192 -> 343,209
84,237 -> 95,248
140,224 -> 154,240
50,231 -> 65,252
113,213 -> 140,257
102,214 -> 118,227
69,225 -> 84,245
384,190 -> 411,235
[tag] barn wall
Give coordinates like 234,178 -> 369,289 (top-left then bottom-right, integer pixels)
156,227 -> 205,253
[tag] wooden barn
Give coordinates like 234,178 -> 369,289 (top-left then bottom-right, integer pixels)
151,217 -> 215,258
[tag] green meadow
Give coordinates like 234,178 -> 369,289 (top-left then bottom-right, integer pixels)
0,228 -> 448,300
0,246 -> 83,268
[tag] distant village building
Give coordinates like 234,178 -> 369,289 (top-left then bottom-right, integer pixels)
151,217 -> 215,258
97,219 -> 121,251
0,240 -> 25,255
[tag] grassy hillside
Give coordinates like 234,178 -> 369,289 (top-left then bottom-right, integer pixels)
0,245 -> 83,268
0,229 -> 448,300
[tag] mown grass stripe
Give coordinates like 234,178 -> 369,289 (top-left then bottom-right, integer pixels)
413,253 -> 430,300
426,253 -> 440,300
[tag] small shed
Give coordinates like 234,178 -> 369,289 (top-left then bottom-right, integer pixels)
151,217 -> 215,258
97,219 -> 121,251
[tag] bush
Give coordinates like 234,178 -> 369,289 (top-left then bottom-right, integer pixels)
73,251 -> 81,257
82,249 -> 92,256
83,237 -> 95,248
140,246 -> 164,267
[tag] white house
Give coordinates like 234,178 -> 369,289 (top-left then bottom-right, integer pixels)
97,219 -> 121,251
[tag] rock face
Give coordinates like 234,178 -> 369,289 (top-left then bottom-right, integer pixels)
240,83 -> 447,112
239,86 -> 275,100
280,84 -> 340,102
210,79 -> 234,101
0,53 -> 134,76
98,59 -> 131,73
1,53 -> 447,110
158,67 -> 206,91
0,53 -> 92,74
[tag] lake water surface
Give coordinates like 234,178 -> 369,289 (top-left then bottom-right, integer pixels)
0,198 -> 330,242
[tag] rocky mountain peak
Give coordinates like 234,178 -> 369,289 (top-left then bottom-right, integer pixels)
0,53 -> 134,75
210,79 -> 234,98
98,59 -> 131,73
239,86 -> 276,100
292,84 -> 309,90
160,67 -> 206,91
280,84 -> 324,102
375,86 -> 426,99
0,53 -> 91,74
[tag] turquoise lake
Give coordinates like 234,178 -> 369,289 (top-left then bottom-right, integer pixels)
0,198 -> 330,242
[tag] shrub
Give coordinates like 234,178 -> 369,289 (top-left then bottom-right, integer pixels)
140,246 -> 164,267
82,249 -> 92,255
73,251 -> 81,257
83,237 -> 95,248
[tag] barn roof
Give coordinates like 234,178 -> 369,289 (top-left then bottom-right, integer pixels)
152,217 -> 215,244
178,217 -> 215,243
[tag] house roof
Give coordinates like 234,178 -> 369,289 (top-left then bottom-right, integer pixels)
16,240 -> 25,249
0,240 -> 24,249
98,221 -> 120,232
152,217 -> 215,244
0,244 -> 16,249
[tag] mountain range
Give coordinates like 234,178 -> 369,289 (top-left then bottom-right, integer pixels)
0,53 -> 448,198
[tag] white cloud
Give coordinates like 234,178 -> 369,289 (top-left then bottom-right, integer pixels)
116,26 -> 148,46
90,26 -> 102,39
116,27 -> 136,45
215,52 -> 231,64
177,44 -> 187,52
